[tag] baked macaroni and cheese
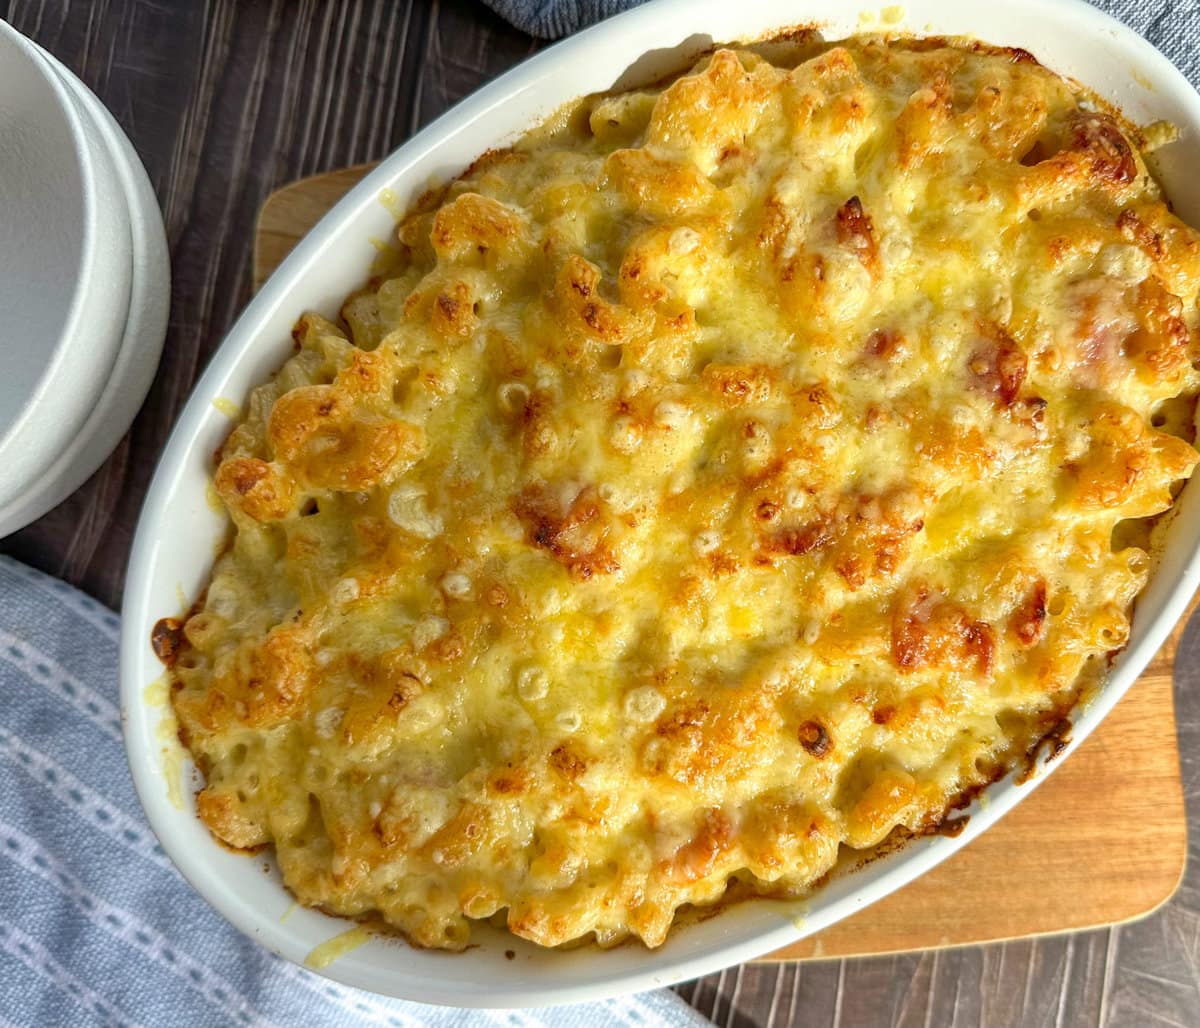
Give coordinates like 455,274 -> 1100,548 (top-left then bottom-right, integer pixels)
159,35 -> 1200,951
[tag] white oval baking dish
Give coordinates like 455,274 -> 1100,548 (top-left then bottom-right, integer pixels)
121,0 -> 1200,1007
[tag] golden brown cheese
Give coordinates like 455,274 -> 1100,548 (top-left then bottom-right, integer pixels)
167,36 -> 1200,951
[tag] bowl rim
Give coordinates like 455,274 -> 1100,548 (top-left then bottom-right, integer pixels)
121,0 -> 1200,1007
0,22 -> 134,519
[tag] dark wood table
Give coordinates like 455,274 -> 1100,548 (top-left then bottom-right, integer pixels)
3,2 -> 1197,1024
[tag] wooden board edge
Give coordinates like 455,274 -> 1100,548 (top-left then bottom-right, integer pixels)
252,163 -> 378,292
759,833 -> 1188,962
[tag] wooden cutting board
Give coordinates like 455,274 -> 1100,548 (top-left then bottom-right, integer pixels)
254,166 -> 1191,960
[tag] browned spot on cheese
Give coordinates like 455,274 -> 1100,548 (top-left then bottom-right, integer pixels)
552,254 -> 636,348
864,328 -> 908,362
151,618 -> 185,667
215,458 -> 295,522
895,70 -> 954,167
488,764 -> 531,796
513,483 -> 620,580
1011,580 -> 1049,647
605,148 -> 718,217
798,719 -> 833,757
772,520 -> 837,557
1118,208 -> 1166,262
763,489 -> 925,588
967,322 -> 1027,409
431,280 -> 478,339
431,192 -> 527,266
549,742 -> 590,781
892,583 -> 995,676
1005,46 -> 1038,64
648,49 -> 772,164
420,802 -> 489,869
702,362 -> 774,405
175,624 -> 316,732
1070,112 -> 1136,186
266,376 -> 424,492
660,809 -> 734,884
1123,277 -> 1190,381
835,195 -> 879,275
197,787 -> 269,850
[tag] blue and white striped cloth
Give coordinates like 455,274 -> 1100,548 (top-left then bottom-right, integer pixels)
0,556 -> 710,1026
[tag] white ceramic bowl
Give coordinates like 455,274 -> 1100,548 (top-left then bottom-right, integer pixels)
0,44 -> 172,536
122,0 -> 1200,1007
0,22 -> 133,521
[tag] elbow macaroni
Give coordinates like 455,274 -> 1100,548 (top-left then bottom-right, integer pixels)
164,35 -> 1200,951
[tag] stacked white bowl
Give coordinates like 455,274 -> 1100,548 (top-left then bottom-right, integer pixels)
0,21 -> 169,537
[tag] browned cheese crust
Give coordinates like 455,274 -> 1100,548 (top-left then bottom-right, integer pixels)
166,36 -> 1200,950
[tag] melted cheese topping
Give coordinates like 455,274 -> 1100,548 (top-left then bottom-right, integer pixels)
168,36 -> 1200,951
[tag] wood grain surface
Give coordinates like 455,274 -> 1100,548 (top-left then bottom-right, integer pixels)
255,165 -> 1189,961
3,2 -> 1199,1024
